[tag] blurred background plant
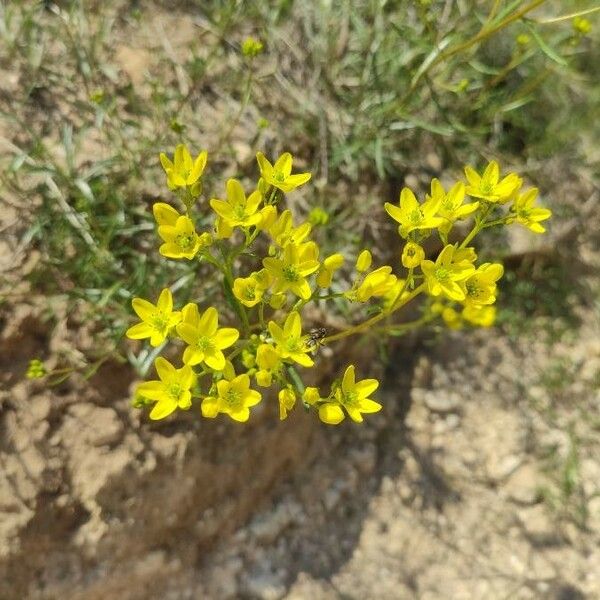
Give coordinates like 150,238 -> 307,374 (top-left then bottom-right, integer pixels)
0,0 -> 597,367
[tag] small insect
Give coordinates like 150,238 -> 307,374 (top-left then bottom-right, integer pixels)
306,327 -> 327,349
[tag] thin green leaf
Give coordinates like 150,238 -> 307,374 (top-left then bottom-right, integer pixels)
525,22 -> 568,66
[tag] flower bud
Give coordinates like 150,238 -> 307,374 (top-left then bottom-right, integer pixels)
278,388 -> 296,420
401,242 -> 425,268
269,293 -> 286,309
256,369 -> 272,387
355,250 -> 372,272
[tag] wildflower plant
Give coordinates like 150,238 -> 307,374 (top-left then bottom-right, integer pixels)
127,147 -> 551,425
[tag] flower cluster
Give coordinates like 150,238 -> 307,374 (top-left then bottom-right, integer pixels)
126,147 -> 551,424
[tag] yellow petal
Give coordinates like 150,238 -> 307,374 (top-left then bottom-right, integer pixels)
205,349 -> 226,371
159,152 -> 173,171
136,381 -> 164,401
201,397 -> 220,418
228,408 -> 250,422
358,398 -> 382,414
149,399 -> 178,420
132,297 -> 157,321
256,152 -> 273,178
273,152 -> 293,177
341,365 -> 355,392
226,178 -> 246,206
245,389 -> 262,407
399,188 -> 419,215
284,311 -> 302,338
282,172 -> 311,189
464,165 -> 481,188
198,307 -> 219,336
153,202 -> 179,227
157,288 -> 173,313
319,404 -> 345,425
181,303 -> 200,327
126,322 -> 153,340
210,199 -> 235,220
345,407 -> 364,423
355,378 -> 379,399
291,352 -> 314,368
213,328 -> 239,350
155,356 -> 175,381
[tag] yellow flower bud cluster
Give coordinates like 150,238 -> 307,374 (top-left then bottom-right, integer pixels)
126,148 -> 550,425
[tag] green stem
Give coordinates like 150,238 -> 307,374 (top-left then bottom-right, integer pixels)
374,311 -> 436,335
459,204 -> 493,248
322,283 -> 426,344
402,0 -> 548,104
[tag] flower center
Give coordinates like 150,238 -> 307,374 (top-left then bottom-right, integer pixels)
435,267 -> 450,281
196,336 -> 213,352
409,209 -> 422,224
225,388 -> 242,408
176,233 -> 196,250
283,265 -> 299,282
152,311 -> 169,332
341,390 -> 359,408
234,204 -> 247,220
480,182 -> 493,195
466,280 -> 481,297
167,383 -> 182,401
285,337 -> 301,353
274,171 -> 285,183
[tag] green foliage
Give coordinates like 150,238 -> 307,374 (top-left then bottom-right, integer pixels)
0,0 -> 597,356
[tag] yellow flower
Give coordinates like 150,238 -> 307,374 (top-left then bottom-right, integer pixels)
429,180 -> 479,235
278,388 -> 296,420
214,216 -> 234,239
401,241 -> 425,269
176,306 -> 239,370
381,278 -> 410,311
233,269 -> 271,307
461,263 -> 504,306
256,152 -> 311,193
26,358 -> 46,379
242,36 -> 264,57
160,144 -> 207,192
464,160 -> 521,203
126,288 -> 181,347
384,187 -> 444,238
263,243 -> 320,300
268,311 -> 314,367
201,374 -> 261,422
462,304 -> 496,327
268,209 -> 312,248
302,387 -> 320,406
136,357 -> 195,420
316,253 -> 345,288
308,207 -> 329,226
257,205 -> 278,231
210,179 -> 263,229
573,16 -> 591,35
511,188 -> 551,233
269,293 -> 286,310
255,343 -> 281,387
421,245 -> 475,301
442,307 -> 463,329
316,366 -> 381,425
160,216 -> 211,260
334,365 -> 382,423
348,266 -> 397,302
